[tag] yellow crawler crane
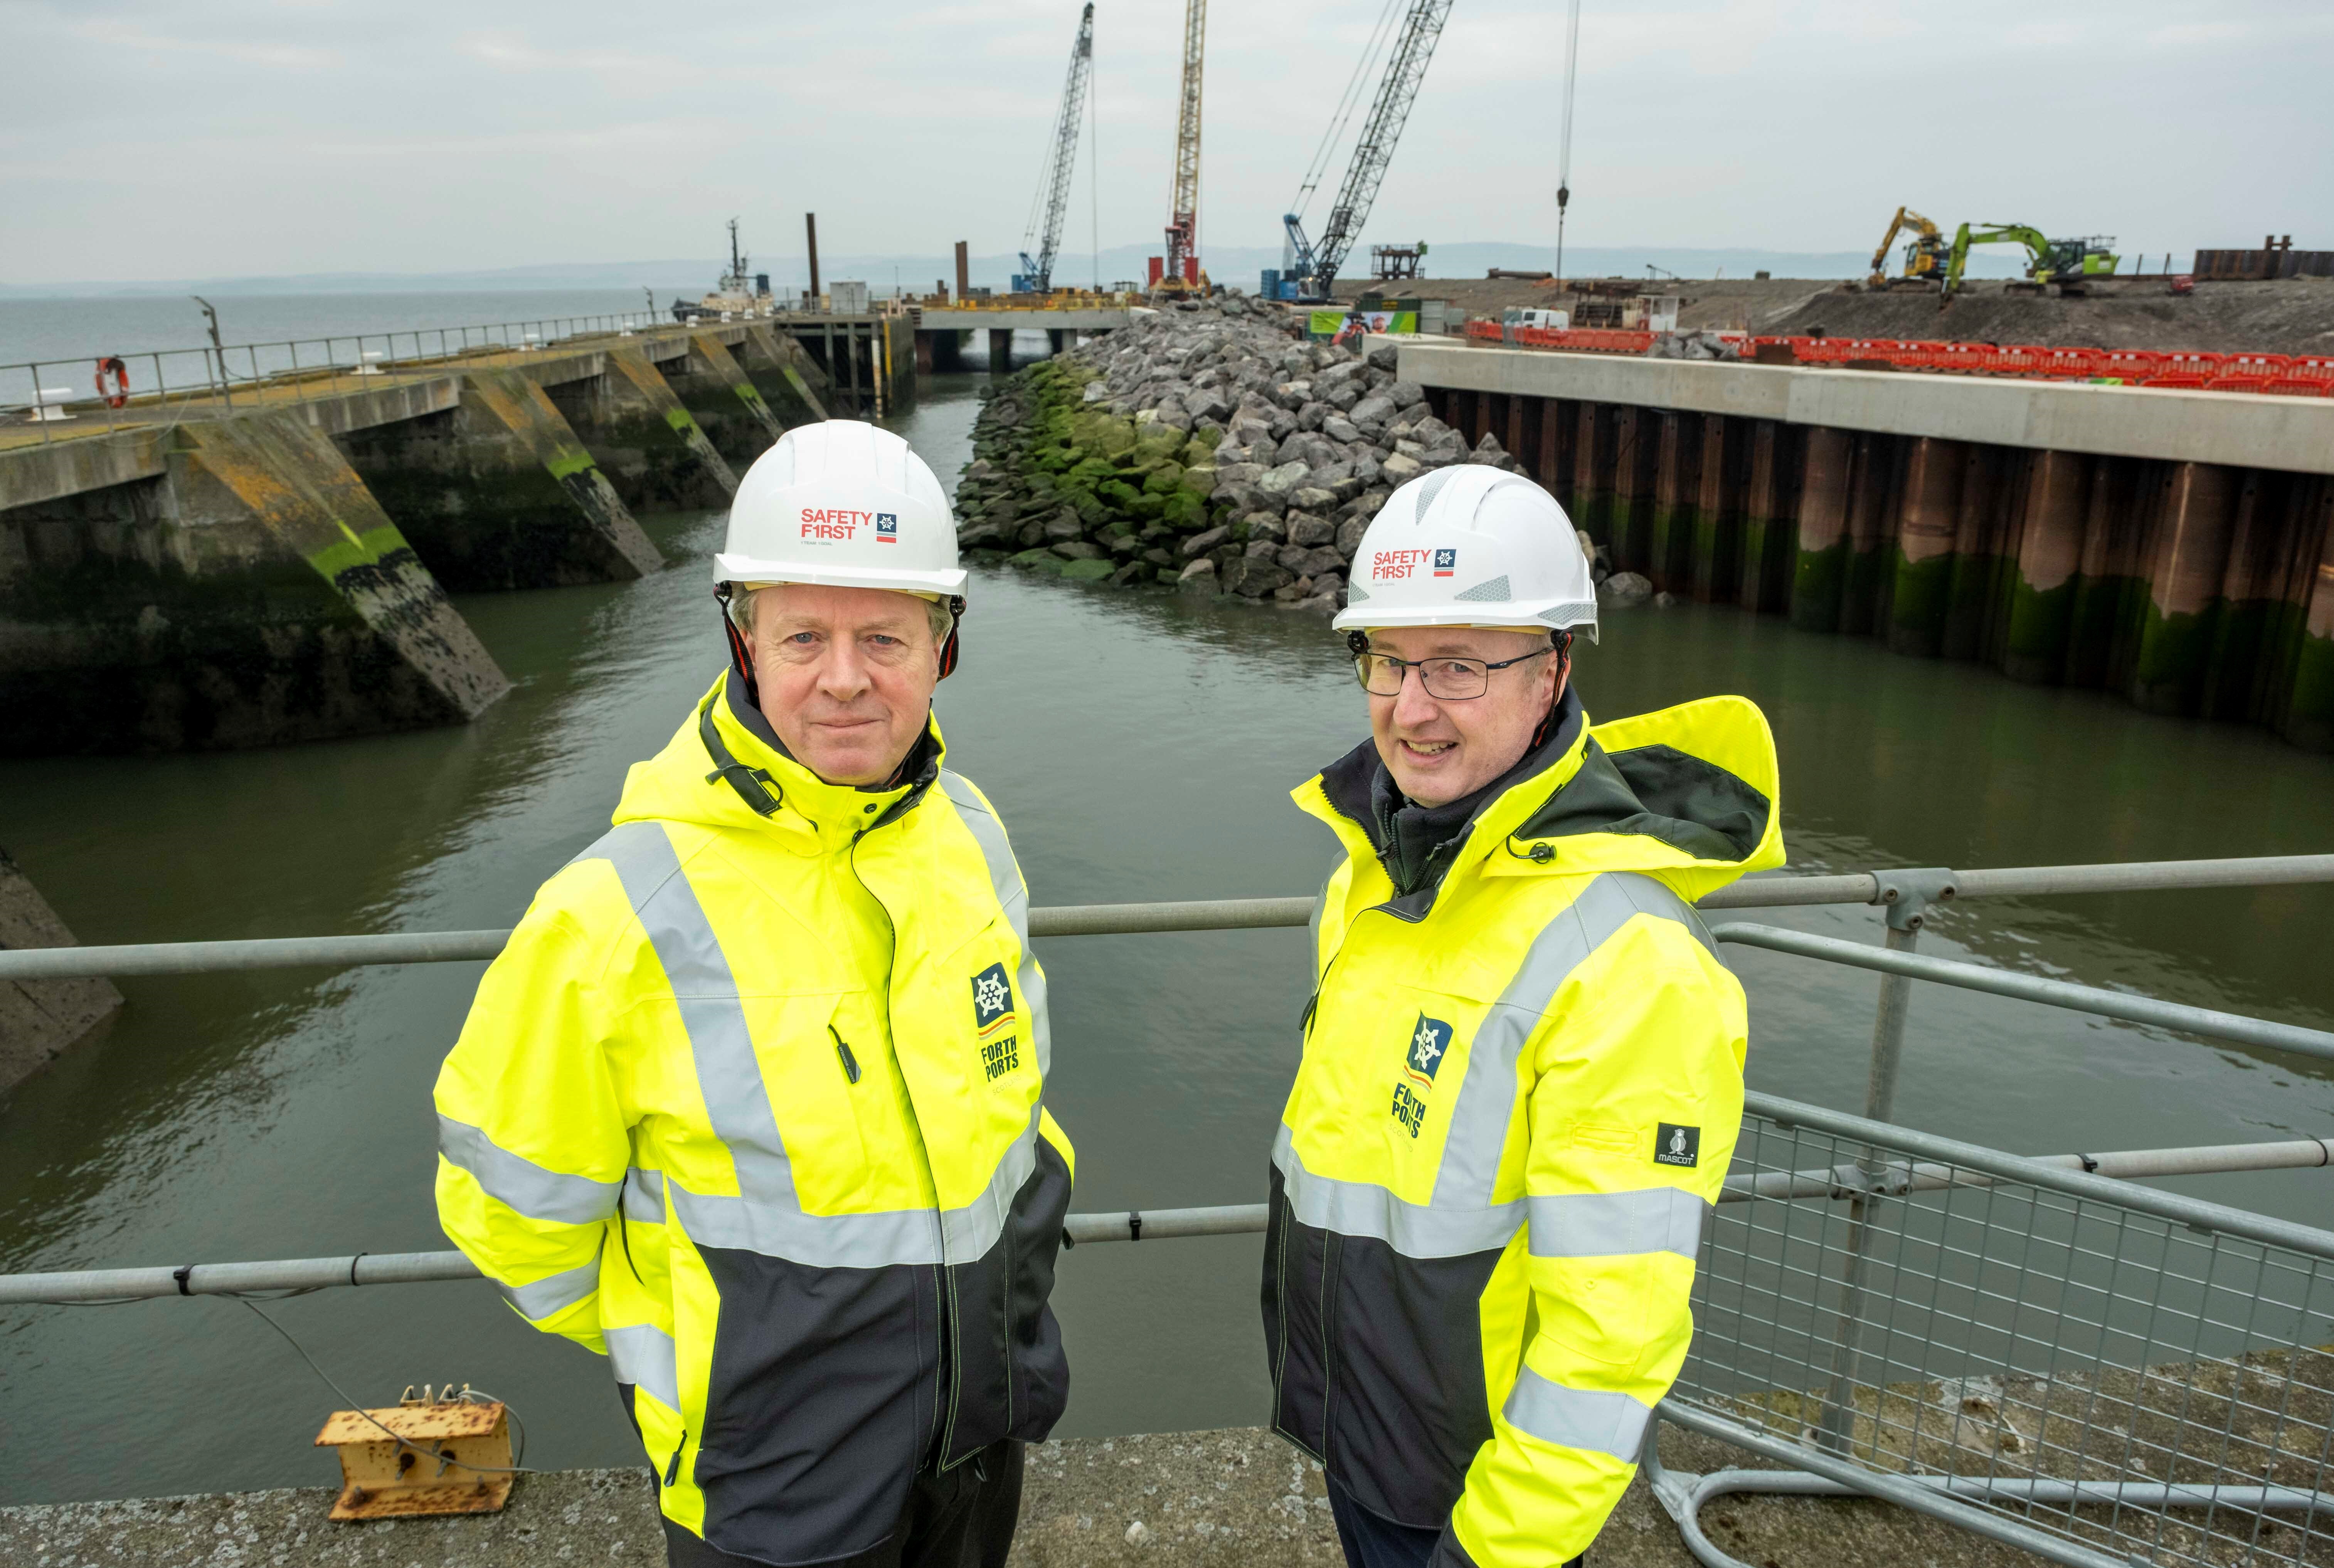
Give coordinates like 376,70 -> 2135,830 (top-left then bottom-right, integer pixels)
1869,206 -> 1949,288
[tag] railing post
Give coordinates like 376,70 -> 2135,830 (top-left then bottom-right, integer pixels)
1812,867 -> 1957,1456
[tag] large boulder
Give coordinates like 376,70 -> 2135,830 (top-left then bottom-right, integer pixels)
1289,486 -> 1340,515
1223,555 -> 1294,598
1349,393 -> 1395,428
1244,515 -> 1289,545
1335,514 -> 1370,554
1380,452 -> 1425,485
1180,525 -> 1230,557
1178,557 -> 1219,590
1366,341 -> 1400,371
1600,571 -> 1654,604
1387,378 -> 1425,409
1286,511 -> 1336,547
1052,540 -> 1105,560
1257,460 -> 1311,497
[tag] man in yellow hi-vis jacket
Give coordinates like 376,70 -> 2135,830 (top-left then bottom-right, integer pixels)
1264,467 -> 1783,1568
435,422 -> 1074,1568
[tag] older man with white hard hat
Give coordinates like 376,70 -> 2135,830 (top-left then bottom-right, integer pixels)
1262,467 -> 1785,1568
435,420 -> 1073,1568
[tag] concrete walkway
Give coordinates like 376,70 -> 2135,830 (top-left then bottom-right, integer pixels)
1,1425 -> 2062,1568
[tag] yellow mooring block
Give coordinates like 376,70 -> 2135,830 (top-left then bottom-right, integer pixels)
313,1385 -> 514,1521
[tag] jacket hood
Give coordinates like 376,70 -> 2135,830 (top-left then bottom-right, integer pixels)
612,670 -> 945,851
1296,691 -> 1784,915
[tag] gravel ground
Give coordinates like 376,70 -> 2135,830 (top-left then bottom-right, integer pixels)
1330,274 -> 2334,354
0,1424 -> 2075,1568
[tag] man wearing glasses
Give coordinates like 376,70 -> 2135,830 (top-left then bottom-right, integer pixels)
1262,466 -> 1785,1568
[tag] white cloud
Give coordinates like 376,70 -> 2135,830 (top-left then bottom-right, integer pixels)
1,0 -> 2329,283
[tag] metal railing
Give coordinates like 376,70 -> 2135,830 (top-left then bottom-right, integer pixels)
3,851 -> 2330,1562
1,310 -> 697,444
1657,1099 -> 2334,1568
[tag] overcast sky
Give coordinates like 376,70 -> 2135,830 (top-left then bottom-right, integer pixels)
4,0 -> 2329,286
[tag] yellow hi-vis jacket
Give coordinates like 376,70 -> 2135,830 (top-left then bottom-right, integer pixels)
1264,690 -> 1782,1568
433,672 -> 1074,1565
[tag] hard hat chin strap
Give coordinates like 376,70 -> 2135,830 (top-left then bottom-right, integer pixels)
937,595 -> 966,681
714,582 -> 761,710
1528,629 -> 1576,751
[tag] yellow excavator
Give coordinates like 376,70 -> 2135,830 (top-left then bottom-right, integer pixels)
1868,206 -> 1949,288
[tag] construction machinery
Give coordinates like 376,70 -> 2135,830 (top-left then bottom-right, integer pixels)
1150,0 -> 1208,294
1868,206 -> 1948,288
1013,4 -> 1094,296
1278,0 -> 1456,300
1942,223 -> 2120,296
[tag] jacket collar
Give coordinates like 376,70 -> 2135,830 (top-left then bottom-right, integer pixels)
702,670 -> 943,844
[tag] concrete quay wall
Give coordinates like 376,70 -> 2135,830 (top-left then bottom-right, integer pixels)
1399,340 -> 2334,750
0,324 -> 826,755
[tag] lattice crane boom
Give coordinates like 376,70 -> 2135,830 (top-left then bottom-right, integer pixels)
1019,4 -> 1095,295
1287,0 -> 1453,296
1162,0 -> 1207,284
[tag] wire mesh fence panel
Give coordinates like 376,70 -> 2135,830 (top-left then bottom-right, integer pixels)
1676,1112 -> 2334,1566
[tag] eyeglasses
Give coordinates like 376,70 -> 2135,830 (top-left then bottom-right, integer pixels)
1354,647 -> 1552,700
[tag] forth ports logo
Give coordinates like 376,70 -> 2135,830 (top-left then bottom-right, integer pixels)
1432,548 -> 1457,578
875,513 -> 899,545
971,962 -> 1021,1080
1390,1012 -> 1453,1139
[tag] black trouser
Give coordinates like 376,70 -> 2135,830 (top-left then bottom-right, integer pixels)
663,1440 -> 1024,1568
1326,1476 -> 1583,1568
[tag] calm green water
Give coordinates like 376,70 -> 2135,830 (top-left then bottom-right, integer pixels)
2,374 -> 2330,1505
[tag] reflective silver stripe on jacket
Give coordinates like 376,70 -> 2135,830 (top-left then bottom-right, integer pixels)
1273,1124 -> 1523,1258
1276,871 -> 1716,1260
499,1237 -> 604,1321
938,771 -> 1053,1079
623,1167 -> 666,1223
581,820 -> 1037,1270
1501,1366 -> 1654,1460
438,1113 -> 622,1225
1432,872 -> 1714,1210
607,1321 -> 682,1412
1527,1188 -> 1708,1260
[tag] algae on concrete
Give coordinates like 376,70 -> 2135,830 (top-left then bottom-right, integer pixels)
545,345 -> 737,511
0,410 -> 508,754
336,368 -> 663,591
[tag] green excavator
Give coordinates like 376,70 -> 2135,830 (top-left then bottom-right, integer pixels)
1942,224 -> 2120,296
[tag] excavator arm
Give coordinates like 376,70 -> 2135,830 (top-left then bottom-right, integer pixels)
1944,222 -> 2054,296
1869,206 -> 1945,287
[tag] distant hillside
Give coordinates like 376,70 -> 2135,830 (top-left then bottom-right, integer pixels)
2,240 -> 2036,298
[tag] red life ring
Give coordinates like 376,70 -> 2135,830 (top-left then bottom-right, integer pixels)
94,356 -> 130,409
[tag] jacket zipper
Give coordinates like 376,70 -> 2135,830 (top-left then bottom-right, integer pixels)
849,826 -> 956,1465
829,1024 -> 861,1085
663,1431 -> 687,1486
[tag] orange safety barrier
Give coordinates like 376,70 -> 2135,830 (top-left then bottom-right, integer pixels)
1469,320 -> 2326,397
2159,351 -> 2225,378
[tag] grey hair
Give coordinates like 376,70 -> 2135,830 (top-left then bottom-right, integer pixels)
727,585 -> 955,646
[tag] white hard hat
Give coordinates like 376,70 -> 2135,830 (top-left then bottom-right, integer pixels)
716,420 -> 965,598
1333,467 -> 1598,642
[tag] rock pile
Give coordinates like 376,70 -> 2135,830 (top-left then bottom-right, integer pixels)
953,302 -> 1529,614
